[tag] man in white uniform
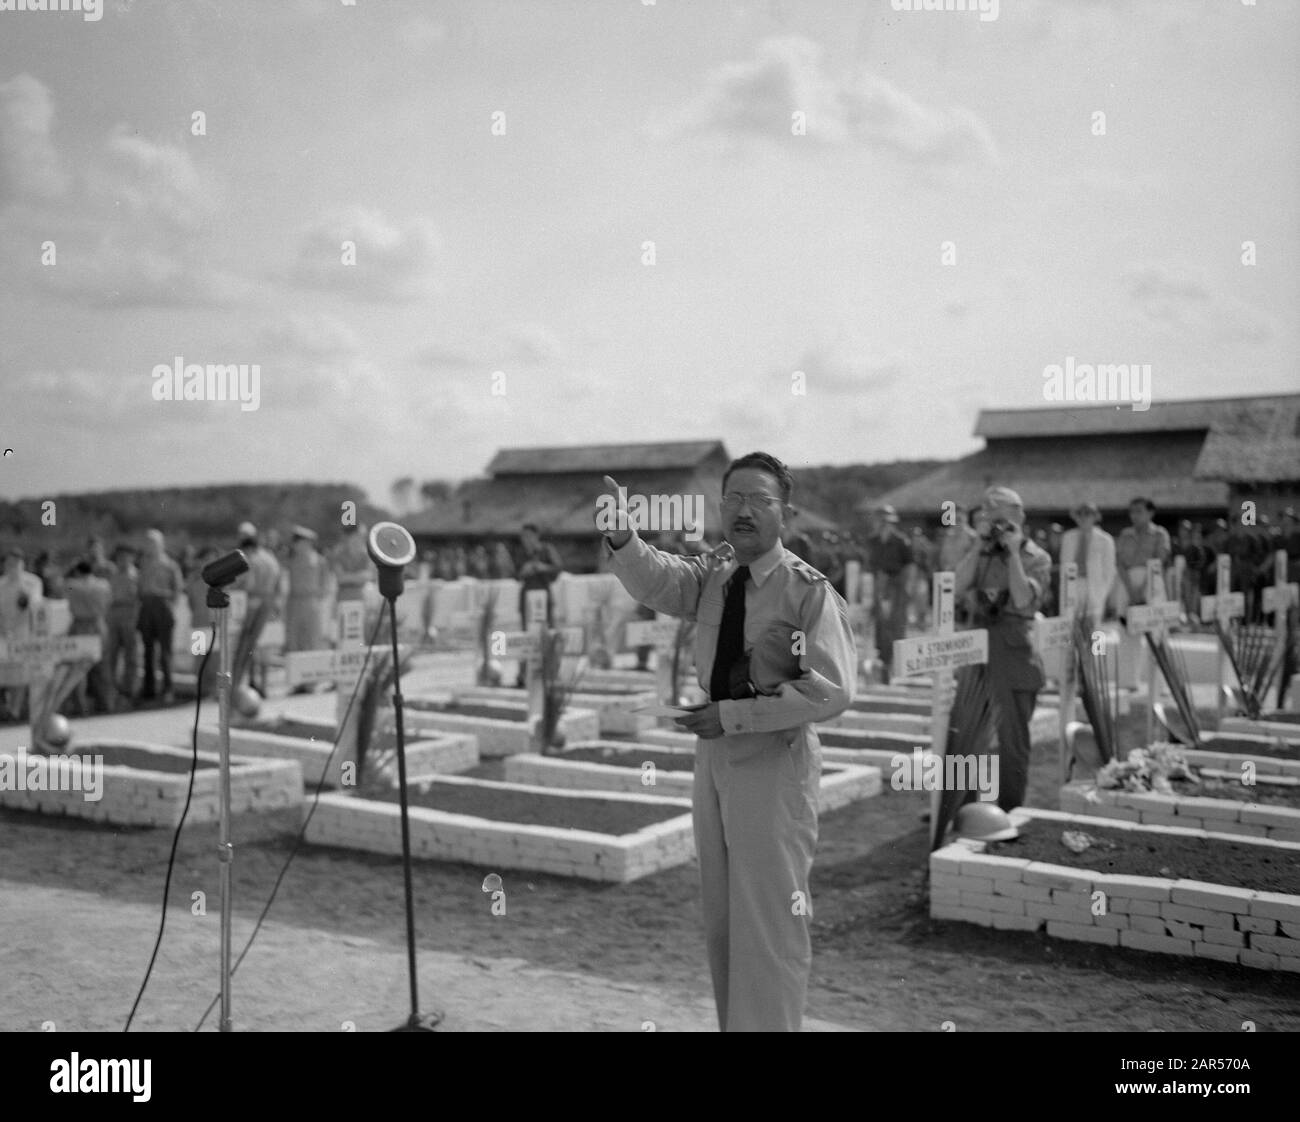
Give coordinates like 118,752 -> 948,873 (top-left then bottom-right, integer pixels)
600,452 -> 856,1031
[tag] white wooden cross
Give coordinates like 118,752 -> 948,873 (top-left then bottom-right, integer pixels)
844,559 -> 876,683
624,614 -> 680,704
1200,553 -> 1244,722
284,601 -> 406,777
892,571 -> 990,849
1035,562 -> 1082,782
491,590 -> 584,750
1261,549 -> 1298,711
0,603 -> 101,754
1126,558 -> 1182,747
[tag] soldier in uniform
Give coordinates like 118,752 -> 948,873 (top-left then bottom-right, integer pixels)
954,486 -> 1052,812
864,504 -> 913,682
601,452 -> 856,1032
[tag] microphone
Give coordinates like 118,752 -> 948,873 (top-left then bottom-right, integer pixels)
368,522 -> 417,602
202,550 -> 249,588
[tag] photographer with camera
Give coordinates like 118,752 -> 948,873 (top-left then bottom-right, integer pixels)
954,487 -> 1052,812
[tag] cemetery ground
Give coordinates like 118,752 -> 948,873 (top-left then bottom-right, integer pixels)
1,669 -> 1298,1031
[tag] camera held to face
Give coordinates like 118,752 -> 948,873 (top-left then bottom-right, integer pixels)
987,518 -> 1016,552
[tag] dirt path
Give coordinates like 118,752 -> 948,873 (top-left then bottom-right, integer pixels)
2,660 -> 1299,1032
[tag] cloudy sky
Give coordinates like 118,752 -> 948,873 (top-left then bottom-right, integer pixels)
1,0 -> 1295,512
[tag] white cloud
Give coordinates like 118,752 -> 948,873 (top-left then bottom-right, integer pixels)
33,231 -> 251,309
653,36 -> 997,165
415,323 -> 567,372
401,15 -> 447,52
258,312 -> 362,360
793,344 -> 910,394
0,77 -> 248,310
841,72 -> 997,165
1121,264 -> 1274,345
92,125 -> 214,230
288,207 -> 441,303
0,74 -> 70,203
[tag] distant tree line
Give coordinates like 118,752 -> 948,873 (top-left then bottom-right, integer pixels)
0,483 -> 391,559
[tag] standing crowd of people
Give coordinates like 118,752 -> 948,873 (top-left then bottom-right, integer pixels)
0,518 -> 581,724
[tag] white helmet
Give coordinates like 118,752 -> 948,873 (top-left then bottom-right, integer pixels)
954,802 -> 1019,842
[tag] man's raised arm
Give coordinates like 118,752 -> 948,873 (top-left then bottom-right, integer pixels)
599,474 -> 709,621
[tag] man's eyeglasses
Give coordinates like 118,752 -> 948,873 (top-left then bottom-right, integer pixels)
721,492 -> 783,512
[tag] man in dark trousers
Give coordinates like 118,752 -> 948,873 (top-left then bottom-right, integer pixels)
513,523 -> 563,687
954,486 -> 1052,812
864,504 -> 913,682
601,452 -> 856,1031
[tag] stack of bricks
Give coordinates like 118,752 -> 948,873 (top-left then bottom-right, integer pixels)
1060,780 -> 1300,844
303,780 -> 695,883
929,808 -> 1300,972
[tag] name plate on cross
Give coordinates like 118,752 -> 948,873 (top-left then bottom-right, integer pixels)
625,615 -> 680,703
892,572 -> 990,850
1036,563 -> 1081,657
1126,560 -> 1180,634
1200,553 -> 1244,626
0,605 -> 102,752
490,626 -> 586,660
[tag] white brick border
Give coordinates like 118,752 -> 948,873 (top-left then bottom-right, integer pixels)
1220,717 -> 1300,744
929,807 -> 1300,973
392,702 -> 600,757
199,725 -> 479,789
303,774 -> 694,883
640,725 -> 933,773
0,738 -> 303,828
453,686 -> 660,736
501,742 -> 882,812
1060,778 -> 1300,845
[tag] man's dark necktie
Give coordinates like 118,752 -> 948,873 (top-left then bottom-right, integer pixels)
710,565 -> 749,702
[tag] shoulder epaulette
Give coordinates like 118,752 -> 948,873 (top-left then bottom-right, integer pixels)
788,557 -> 828,584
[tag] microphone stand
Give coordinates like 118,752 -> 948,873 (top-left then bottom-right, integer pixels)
385,591 -> 443,1032
206,583 -> 236,1032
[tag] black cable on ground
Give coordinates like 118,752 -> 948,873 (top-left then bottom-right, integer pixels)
124,628 -> 214,1031
193,610 -> 387,1031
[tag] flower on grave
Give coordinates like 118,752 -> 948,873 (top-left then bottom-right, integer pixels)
1095,745 -> 1195,794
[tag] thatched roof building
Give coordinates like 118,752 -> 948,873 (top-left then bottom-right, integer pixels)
406,440 -> 733,571
870,393 -> 1300,527
408,440 -> 851,571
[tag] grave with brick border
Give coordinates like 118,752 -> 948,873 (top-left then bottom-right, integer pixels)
303,774 -> 694,882
1059,775 -> 1300,845
1220,716 -> 1300,742
501,740 -> 882,812
822,701 -> 1059,744
929,807 -> 1300,973
394,698 -> 600,757
1071,724 -> 1300,781
451,685 -> 659,736
638,725 -> 932,773
196,719 -> 478,789
0,739 -> 302,828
